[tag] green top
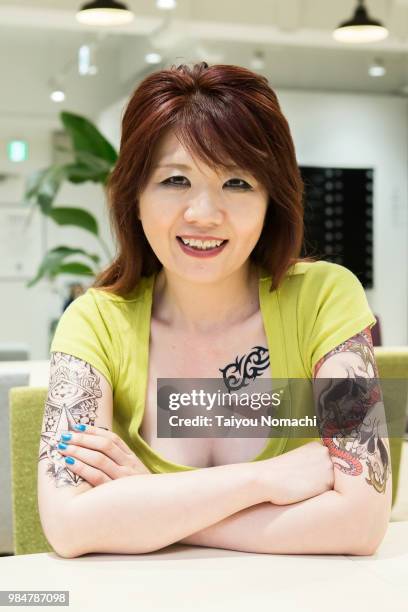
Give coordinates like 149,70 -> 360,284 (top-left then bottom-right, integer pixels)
50,260 -> 377,473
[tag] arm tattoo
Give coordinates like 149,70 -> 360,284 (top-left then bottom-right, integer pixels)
219,345 -> 270,392
38,351 -> 102,488
313,326 -> 391,495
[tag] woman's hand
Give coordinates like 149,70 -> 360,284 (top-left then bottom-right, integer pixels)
56,424 -> 151,486
255,440 -> 335,506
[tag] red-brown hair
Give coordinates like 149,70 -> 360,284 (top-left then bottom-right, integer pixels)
93,61 -> 317,296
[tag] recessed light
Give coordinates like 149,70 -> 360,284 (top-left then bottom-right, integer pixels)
145,52 -> 162,64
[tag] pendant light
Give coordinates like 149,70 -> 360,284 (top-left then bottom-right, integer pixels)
333,0 -> 388,43
76,1 -> 134,26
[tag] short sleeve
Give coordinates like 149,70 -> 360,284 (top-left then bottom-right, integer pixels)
49,289 -> 115,389
298,261 -> 377,377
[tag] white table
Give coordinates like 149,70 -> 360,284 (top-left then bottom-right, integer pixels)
0,360 -> 50,387
0,522 -> 407,612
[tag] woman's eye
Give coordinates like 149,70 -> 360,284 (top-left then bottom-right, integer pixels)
160,176 -> 252,190
161,176 -> 189,187
226,178 -> 252,190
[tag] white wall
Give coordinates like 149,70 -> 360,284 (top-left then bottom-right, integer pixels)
98,96 -> 128,152
0,115 -> 115,359
277,90 -> 408,346
0,89 -> 406,359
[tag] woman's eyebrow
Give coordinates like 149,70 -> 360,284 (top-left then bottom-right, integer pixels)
155,162 -> 245,171
155,162 -> 192,170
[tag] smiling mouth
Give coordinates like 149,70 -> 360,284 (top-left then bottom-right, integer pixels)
176,236 -> 228,251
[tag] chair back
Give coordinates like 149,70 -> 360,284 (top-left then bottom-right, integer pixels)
0,371 -> 29,554
374,347 -> 408,510
9,386 -> 53,555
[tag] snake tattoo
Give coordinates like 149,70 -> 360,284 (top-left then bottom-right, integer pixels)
314,327 -> 391,495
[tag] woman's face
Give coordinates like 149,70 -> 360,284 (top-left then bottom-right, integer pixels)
138,130 -> 269,283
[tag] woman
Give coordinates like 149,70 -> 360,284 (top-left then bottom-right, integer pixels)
37,62 -> 391,558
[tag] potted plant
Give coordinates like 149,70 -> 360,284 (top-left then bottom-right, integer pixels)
24,111 -> 117,288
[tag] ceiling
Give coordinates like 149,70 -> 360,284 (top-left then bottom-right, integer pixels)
1,0 -> 408,124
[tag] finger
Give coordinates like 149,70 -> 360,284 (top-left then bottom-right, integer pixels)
62,454 -> 112,487
59,429 -> 132,467
73,424 -> 135,457
58,444 -> 128,480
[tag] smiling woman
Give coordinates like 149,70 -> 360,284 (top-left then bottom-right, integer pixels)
133,126 -> 272,294
39,61 -> 389,559
93,60 -> 314,296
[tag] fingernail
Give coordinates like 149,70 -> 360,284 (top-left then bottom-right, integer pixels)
61,433 -> 72,441
65,457 -> 75,465
74,424 -> 86,431
58,442 -> 68,450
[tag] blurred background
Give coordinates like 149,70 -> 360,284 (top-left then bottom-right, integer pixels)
1,0 -> 408,558
0,0 -> 407,356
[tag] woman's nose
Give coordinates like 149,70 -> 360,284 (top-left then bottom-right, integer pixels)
184,195 -> 223,224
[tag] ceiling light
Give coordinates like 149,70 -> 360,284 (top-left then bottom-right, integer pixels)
145,52 -> 162,64
76,1 -> 134,26
156,0 -> 177,8
49,76 -> 66,102
368,58 -> 386,77
333,0 -> 388,43
50,88 -> 65,103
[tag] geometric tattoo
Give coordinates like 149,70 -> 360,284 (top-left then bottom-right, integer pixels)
219,345 -> 270,392
313,326 -> 391,495
38,351 -> 102,488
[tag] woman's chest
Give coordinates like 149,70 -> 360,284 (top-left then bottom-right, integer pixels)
139,312 -> 272,468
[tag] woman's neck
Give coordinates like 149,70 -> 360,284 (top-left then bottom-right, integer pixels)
152,263 -> 261,336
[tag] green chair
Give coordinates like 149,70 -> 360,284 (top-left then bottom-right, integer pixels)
374,347 -> 408,503
9,387 -> 53,555
9,347 -> 408,554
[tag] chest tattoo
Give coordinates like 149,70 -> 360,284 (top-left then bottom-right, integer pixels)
219,345 -> 270,392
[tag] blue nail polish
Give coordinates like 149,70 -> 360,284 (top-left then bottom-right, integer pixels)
65,457 -> 75,465
58,442 -> 68,450
61,433 -> 72,441
74,424 -> 86,431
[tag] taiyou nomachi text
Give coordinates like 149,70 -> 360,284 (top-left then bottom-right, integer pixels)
167,415 -> 318,429
167,389 -> 283,411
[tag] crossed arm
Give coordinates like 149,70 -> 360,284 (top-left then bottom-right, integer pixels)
178,326 -> 392,555
38,327 -> 392,557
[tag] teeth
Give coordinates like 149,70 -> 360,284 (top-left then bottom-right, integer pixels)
180,238 -> 224,249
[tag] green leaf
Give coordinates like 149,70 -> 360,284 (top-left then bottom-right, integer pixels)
64,161 -> 109,185
26,245 -> 99,288
24,165 -> 68,213
54,262 -> 95,276
60,111 -> 118,166
46,245 -> 100,263
74,151 -> 112,173
46,207 -> 99,236
63,152 -> 113,184
25,168 -> 48,200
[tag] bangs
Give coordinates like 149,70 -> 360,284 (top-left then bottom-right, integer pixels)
171,95 -> 270,184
